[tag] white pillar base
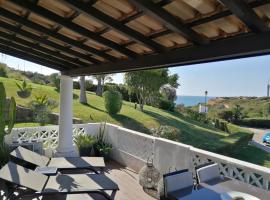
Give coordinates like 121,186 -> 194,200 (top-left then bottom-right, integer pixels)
54,147 -> 78,157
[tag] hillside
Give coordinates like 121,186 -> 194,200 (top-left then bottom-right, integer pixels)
1,77 -> 270,167
207,97 -> 270,119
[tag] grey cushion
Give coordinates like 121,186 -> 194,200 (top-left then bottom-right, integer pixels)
164,171 -> 193,195
197,163 -> 220,183
10,146 -> 50,167
0,162 -> 48,192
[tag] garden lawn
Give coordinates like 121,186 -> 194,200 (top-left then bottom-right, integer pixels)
1,77 -> 270,168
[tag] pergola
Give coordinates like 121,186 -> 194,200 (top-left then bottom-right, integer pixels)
0,0 -> 270,156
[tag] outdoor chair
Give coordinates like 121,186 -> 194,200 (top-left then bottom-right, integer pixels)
162,169 -> 194,200
0,162 -> 119,200
10,146 -> 105,174
195,162 -> 221,183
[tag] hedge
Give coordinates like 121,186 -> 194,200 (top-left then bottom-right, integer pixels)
233,118 -> 270,128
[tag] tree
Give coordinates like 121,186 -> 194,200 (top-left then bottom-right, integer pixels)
160,84 -> 177,102
168,74 -> 180,88
49,73 -> 60,91
79,76 -> 87,104
232,104 -> 244,120
92,74 -> 113,96
124,69 -> 169,111
0,63 -> 8,78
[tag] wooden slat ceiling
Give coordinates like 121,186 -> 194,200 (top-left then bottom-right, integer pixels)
0,0 -> 269,76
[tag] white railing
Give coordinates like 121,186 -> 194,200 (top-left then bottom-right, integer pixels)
191,147 -> 270,190
6,123 -> 270,191
6,124 -> 99,150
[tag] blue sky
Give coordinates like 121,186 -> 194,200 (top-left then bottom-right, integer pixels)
1,53 -> 270,97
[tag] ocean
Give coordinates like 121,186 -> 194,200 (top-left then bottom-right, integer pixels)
175,96 -> 215,107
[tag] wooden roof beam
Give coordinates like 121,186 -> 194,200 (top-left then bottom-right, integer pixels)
62,32 -> 270,76
10,0 -> 138,58
62,0 -> 166,52
0,31 -> 90,68
0,8 -> 113,62
216,0 -> 270,32
128,0 -> 209,45
0,20 -> 98,64
192,0 -> 270,32
0,37 -> 78,69
0,44 -> 66,71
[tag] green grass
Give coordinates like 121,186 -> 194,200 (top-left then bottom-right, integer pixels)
1,77 -> 270,168
206,97 -> 270,119
14,123 -> 52,128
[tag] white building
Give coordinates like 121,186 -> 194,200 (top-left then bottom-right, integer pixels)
199,104 -> 208,113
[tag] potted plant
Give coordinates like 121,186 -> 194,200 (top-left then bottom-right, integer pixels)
16,80 -> 32,98
74,134 -> 96,156
96,142 -> 112,161
94,121 -> 113,160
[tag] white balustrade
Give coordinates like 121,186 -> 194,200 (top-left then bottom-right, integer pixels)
6,123 -> 270,191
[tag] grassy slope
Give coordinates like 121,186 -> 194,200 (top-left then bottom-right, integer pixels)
207,97 -> 270,119
1,77 -> 270,167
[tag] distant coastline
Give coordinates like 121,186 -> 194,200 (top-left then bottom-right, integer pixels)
175,95 -> 215,107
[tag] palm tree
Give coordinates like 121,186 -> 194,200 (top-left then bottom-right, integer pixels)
93,74 -> 113,96
79,76 -> 87,104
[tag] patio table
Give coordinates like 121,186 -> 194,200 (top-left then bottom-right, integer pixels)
168,177 -> 270,200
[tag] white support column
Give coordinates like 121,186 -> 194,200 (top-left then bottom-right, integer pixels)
55,75 -> 78,157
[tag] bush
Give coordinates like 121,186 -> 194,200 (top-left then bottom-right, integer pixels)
74,134 -> 96,156
16,80 -> 32,98
185,108 -> 209,124
158,98 -> 175,111
103,90 -> 123,114
215,119 -> 230,133
29,95 -> 57,125
0,63 -> 8,77
218,110 -> 233,121
49,73 -> 60,91
150,125 -> 179,141
233,118 -> 270,128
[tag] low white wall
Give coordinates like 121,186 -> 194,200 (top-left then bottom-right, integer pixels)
7,123 -> 270,190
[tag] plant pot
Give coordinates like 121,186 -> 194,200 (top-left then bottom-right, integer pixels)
17,91 -> 31,98
79,146 -> 92,156
100,152 -> 110,161
93,145 -> 101,157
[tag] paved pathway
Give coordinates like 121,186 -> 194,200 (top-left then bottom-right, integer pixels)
242,127 -> 270,144
241,126 -> 270,153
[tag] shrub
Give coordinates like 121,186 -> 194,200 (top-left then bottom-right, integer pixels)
103,90 -> 122,114
185,108 -> 209,124
233,118 -> 270,128
16,80 -> 32,98
74,134 -> 96,156
0,63 -> 8,77
49,73 -> 60,91
159,84 -> 177,102
218,110 -> 234,121
29,95 -> 57,125
158,98 -> 175,111
150,125 -> 179,141
215,119 -> 230,133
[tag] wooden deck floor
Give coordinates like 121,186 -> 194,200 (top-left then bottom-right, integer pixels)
43,161 -> 156,200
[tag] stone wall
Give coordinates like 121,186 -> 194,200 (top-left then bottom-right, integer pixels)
5,100 -> 82,124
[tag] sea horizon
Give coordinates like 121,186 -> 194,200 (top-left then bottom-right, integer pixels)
175,95 -> 215,107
